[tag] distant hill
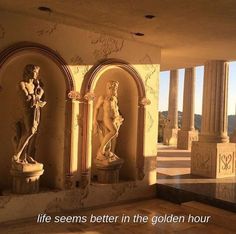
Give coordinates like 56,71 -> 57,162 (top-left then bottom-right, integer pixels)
161,111 -> 235,134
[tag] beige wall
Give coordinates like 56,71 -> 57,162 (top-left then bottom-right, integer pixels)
0,11 -> 160,190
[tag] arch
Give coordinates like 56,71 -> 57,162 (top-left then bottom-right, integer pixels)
0,42 -> 75,189
82,59 -> 146,100
80,59 -> 148,183
0,42 -> 75,91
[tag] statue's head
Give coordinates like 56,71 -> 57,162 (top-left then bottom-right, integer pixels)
106,80 -> 119,97
23,64 -> 40,80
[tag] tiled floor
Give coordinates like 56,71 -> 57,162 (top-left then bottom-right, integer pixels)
157,144 -> 236,210
0,198 -> 235,234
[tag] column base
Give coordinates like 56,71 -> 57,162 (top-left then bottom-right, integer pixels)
163,128 -> 178,145
177,130 -> 198,150
191,142 -> 236,178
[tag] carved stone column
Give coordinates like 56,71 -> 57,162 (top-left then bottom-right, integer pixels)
191,60 -> 235,178
163,70 -> 179,145
177,68 -> 198,149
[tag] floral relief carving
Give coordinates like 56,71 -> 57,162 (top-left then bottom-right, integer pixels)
219,153 -> 233,172
70,56 -> 90,76
139,54 -> 157,97
140,97 -> 151,106
84,92 -> 95,101
91,34 -> 124,59
194,152 -> 211,171
70,55 -> 83,74
68,91 -> 82,100
36,24 -> 57,36
147,111 -> 154,132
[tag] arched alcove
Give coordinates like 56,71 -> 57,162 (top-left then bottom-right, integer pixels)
80,59 -> 147,183
0,43 -> 74,191
92,67 -> 138,180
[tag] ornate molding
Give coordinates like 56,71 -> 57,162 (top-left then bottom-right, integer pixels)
68,91 -> 82,100
68,91 -> 95,103
82,58 -> 146,98
84,92 -> 95,101
0,42 -> 75,92
140,97 -> 151,106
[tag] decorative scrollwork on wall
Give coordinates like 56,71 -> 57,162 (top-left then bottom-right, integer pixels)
84,92 -> 95,101
195,152 -> 210,171
36,24 -> 57,36
91,34 -> 124,59
140,97 -> 151,106
219,153 -> 233,171
68,91 -> 82,100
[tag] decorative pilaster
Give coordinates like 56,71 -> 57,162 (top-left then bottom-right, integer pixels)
163,70 -> 179,145
191,61 -> 235,178
177,68 -> 198,149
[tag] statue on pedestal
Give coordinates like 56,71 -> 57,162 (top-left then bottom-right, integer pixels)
13,64 -> 46,163
93,80 -> 124,165
11,64 -> 45,194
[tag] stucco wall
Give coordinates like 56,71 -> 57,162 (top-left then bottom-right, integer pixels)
0,11 -> 160,190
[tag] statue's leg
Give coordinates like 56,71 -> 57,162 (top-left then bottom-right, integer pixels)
111,121 -> 122,152
99,119 -> 117,155
27,134 -> 36,158
15,116 -> 31,161
27,107 -> 40,158
111,137 -> 117,153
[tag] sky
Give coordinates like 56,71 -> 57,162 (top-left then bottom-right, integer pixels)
159,62 -> 236,115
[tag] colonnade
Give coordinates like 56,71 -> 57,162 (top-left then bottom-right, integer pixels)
162,60 -> 236,178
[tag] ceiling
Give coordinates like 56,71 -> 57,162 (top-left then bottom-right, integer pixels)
1,0 -> 236,70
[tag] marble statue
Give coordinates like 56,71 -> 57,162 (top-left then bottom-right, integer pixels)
93,80 -> 124,164
13,64 -> 46,164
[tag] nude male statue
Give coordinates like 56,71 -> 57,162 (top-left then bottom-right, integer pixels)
93,80 -> 124,162
13,64 -> 46,163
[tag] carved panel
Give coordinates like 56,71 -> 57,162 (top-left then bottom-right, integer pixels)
195,152 -> 211,171
192,144 -> 212,174
219,152 -> 235,175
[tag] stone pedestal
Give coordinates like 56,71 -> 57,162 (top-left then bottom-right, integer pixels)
11,162 -> 44,194
177,130 -> 198,150
191,142 -> 235,178
95,159 -> 124,184
191,61 -> 235,178
163,128 -> 178,145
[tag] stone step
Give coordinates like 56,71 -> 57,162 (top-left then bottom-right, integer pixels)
156,183 -> 236,213
181,201 -> 236,231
